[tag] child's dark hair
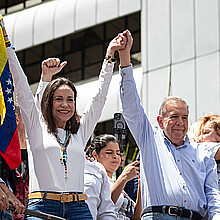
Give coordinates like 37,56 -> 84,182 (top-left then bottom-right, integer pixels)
86,134 -> 117,157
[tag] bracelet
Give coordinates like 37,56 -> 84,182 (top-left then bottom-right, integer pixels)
105,55 -> 116,63
5,40 -> 15,50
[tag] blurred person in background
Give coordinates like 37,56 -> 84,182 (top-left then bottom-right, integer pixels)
189,114 -> 220,188
13,103 -> 29,220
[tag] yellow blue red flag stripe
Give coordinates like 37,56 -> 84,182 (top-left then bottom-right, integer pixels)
0,17 -> 7,125
0,17 -> 21,170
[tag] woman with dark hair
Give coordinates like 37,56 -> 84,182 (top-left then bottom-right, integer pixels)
3,17 -> 126,219
87,134 -> 142,220
40,77 -> 80,135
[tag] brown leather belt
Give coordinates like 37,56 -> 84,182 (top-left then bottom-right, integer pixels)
28,192 -> 88,203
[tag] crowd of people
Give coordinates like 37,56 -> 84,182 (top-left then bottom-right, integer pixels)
0,14 -> 220,220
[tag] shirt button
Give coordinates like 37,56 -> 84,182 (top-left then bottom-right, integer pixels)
123,73 -> 126,76
180,172 -> 182,175
184,200 -> 186,203
122,88 -> 124,91
177,160 -> 180,162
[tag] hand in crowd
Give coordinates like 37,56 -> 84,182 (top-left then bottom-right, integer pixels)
106,32 -> 127,56
0,183 -> 25,214
121,161 -> 140,181
41,58 -> 67,82
0,186 -> 9,211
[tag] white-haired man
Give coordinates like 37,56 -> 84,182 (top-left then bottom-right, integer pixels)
117,30 -> 220,220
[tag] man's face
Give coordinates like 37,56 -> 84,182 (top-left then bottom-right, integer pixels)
157,102 -> 188,146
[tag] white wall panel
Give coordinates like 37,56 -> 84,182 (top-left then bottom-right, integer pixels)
97,0 -> 118,23
76,67 -> 143,122
119,0 -> 141,16
34,1 -> 58,45
195,0 -> 219,56
171,0 -> 194,63
148,0 -> 170,70
172,60 -> 196,123
100,73 -> 121,122
76,75 -> 120,122
54,0 -> 76,38
4,13 -> 18,44
5,0 -> 141,51
75,0 -> 96,31
141,71 -> 148,116
197,52 -> 220,118
13,7 -> 37,50
148,67 -> 170,125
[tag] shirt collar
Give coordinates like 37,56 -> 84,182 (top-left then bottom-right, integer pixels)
162,131 -> 189,149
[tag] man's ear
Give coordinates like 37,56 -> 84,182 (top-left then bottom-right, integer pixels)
92,150 -> 98,160
157,115 -> 164,129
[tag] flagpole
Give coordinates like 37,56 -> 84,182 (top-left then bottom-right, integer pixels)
9,204 -> 66,220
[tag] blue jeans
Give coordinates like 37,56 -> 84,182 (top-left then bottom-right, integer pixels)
142,212 -> 192,220
25,199 -> 93,220
0,210 -> 13,220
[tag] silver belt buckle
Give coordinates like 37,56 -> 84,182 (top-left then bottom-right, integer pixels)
168,206 -> 178,216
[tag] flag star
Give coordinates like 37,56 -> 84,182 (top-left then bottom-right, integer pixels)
12,105 -> 15,111
7,97 -> 13,104
5,87 -> 12,95
6,78 -> 12,85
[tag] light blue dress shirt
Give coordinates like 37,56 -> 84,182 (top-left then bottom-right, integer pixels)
119,65 -> 220,219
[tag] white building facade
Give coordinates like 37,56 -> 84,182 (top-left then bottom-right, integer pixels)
2,0 -> 220,126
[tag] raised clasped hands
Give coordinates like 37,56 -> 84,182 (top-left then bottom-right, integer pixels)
116,30 -> 133,67
106,31 -> 128,56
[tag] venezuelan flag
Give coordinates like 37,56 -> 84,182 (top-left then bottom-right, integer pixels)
0,17 -> 21,170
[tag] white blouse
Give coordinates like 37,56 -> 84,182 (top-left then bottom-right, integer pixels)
84,160 -> 117,220
7,47 -> 114,193
108,177 -> 124,212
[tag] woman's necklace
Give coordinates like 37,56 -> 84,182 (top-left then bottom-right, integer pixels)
53,130 -> 71,180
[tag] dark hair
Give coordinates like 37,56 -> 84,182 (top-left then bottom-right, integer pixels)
41,77 -> 80,134
159,96 -> 189,117
87,134 -> 118,157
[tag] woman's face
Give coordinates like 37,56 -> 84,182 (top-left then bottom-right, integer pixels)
95,142 -> 121,176
199,121 -> 220,142
52,84 -> 75,129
